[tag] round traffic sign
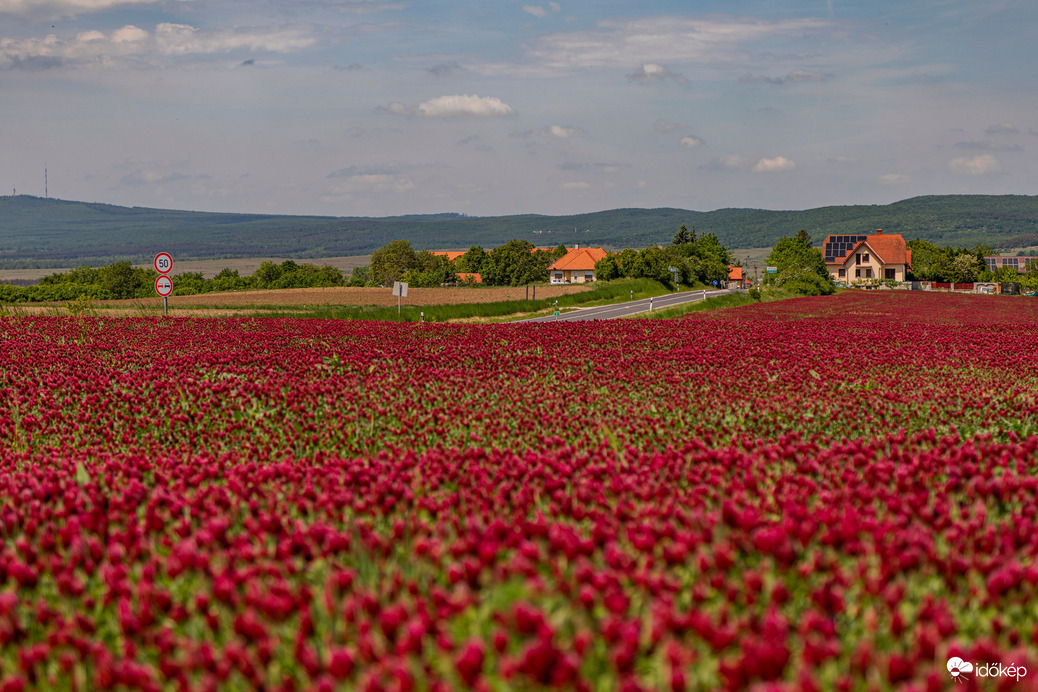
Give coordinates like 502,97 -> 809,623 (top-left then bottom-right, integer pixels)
154,252 -> 173,275
155,275 -> 173,297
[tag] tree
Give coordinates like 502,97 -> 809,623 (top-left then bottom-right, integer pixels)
993,264 -> 1021,283
767,230 -> 829,278
614,248 -> 640,277
254,261 -> 284,287
172,271 -> 206,296
766,230 -> 834,295
97,261 -> 139,299
951,253 -> 981,283
672,224 -> 692,246
404,252 -> 457,287
369,240 -> 418,287
634,246 -> 673,285
594,255 -> 620,281
347,266 -> 372,287
483,240 -> 549,286
457,246 -> 487,274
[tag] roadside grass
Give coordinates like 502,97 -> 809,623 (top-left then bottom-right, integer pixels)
628,288 -> 796,319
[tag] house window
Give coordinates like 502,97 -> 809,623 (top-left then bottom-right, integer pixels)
865,268 -> 873,279
554,272 -> 562,280
855,269 -> 861,278
863,254 -> 870,262
856,254 -> 861,265
1006,258 -> 1020,268
585,272 -> 594,281
885,268 -> 895,280
838,268 -> 846,278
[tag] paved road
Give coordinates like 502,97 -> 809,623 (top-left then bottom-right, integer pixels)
521,288 -> 733,322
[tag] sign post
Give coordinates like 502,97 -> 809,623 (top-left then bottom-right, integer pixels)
392,281 -> 409,316
154,253 -> 173,315
155,275 -> 173,314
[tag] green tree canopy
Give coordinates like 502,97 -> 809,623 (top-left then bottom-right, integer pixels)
766,230 -> 833,295
457,246 -> 487,274
483,240 -> 550,286
369,240 -> 418,287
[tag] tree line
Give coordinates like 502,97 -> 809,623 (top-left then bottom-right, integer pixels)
0,260 -> 348,303
759,232 -> 1038,294
363,230 -> 736,289
906,240 -> 1037,284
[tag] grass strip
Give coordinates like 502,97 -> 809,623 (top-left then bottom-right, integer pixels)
627,289 -> 795,319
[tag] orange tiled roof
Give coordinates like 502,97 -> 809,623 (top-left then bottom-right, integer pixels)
456,272 -> 482,283
728,265 -> 743,281
431,251 -> 465,262
864,233 -> 909,265
824,231 -> 910,266
548,247 -> 608,271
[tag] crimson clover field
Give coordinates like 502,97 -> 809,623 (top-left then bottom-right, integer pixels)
1,291 -> 1038,691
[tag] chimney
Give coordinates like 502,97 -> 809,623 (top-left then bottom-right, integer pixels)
875,229 -> 883,235
575,243 -> 579,249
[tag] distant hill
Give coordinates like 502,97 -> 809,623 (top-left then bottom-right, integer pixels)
2,194 -> 1038,268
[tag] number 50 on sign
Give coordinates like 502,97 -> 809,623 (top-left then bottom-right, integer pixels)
154,252 -> 173,275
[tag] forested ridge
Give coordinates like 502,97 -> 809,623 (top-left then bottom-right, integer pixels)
2,194 -> 1037,268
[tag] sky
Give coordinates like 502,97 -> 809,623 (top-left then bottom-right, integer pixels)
1,0 -> 1037,218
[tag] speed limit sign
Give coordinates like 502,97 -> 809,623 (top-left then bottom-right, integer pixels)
155,274 -> 173,297
154,252 -> 173,275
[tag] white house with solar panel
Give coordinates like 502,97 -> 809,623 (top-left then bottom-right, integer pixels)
823,230 -> 912,284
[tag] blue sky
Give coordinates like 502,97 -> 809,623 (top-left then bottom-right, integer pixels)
1,0 -> 1036,217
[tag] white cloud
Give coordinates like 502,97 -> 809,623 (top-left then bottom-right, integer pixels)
0,0 -> 166,17
155,23 -> 317,56
785,70 -> 834,82
985,122 -> 1019,135
702,154 -> 745,171
522,5 -> 546,17
754,156 -> 796,172
680,136 -> 703,148
527,16 -> 833,71
387,94 -> 517,118
546,125 -> 579,138
881,173 -> 911,184
949,154 -> 1001,175
0,23 -> 316,68
628,63 -> 687,84
549,2 -> 561,11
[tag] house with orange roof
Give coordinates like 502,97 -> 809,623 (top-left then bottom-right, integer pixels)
727,265 -> 749,288
431,250 -> 466,262
823,230 -> 912,284
548,245 -> 608,284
